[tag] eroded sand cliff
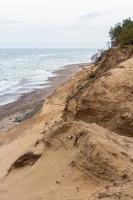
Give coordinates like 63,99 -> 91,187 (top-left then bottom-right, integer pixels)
0,47 -> 133,200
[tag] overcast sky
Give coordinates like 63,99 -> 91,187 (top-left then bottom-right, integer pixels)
0,0 -> 132,48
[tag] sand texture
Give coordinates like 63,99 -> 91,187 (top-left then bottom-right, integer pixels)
0,47 -> 133,199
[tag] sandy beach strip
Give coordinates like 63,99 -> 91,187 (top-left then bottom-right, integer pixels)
0,63 -> 88,133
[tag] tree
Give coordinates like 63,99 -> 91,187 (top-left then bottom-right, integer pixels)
109,18 -> 133,47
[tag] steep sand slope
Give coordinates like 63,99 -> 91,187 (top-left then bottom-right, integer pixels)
64,48 -> 133,136
0,47 -> 133,200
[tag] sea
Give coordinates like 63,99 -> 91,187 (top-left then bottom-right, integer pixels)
0,48 -> 97,106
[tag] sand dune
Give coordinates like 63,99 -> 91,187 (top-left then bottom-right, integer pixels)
0,47 -> 133,199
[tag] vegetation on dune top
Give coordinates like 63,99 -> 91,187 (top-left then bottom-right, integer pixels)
91,18 -> 133,64
109,18 -> 133,47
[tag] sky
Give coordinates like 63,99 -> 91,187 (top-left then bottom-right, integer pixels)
0,0 -> 132,48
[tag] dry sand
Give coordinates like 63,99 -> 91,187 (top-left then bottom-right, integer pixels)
0,47 -> 133,200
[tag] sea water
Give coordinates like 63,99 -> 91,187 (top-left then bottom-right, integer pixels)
0,48 -> 97,106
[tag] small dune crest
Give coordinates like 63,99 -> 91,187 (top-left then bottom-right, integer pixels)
7,152 -> 42,174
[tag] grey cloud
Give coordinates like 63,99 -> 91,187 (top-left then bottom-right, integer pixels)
80,11 -> 115,20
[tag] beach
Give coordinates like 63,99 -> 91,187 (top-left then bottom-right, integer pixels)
0,48 -> 95,133
0,0 -> 132,199
0,63 -> 86,133
0,46 -> 133,200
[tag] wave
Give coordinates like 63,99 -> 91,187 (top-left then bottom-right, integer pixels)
0,48 -> 97,106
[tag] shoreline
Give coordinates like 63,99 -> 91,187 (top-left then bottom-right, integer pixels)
0,63 -> 89,133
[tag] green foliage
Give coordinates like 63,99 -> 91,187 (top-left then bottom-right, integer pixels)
109,18 -> 133,46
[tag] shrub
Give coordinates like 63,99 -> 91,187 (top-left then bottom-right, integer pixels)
109,18 -> 133,47
90,49 -> 105,64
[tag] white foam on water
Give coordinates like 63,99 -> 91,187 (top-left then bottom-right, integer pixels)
0,49 -> 97,106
